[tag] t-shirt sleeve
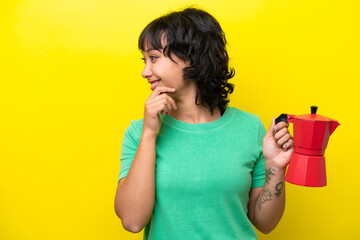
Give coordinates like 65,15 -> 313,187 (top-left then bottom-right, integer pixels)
251,118 -> 266,188
118,121 -> 142,183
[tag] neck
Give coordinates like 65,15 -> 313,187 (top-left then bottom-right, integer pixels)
169,85 -> 221,124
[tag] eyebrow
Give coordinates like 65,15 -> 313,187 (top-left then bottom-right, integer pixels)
141,48 -> 160,53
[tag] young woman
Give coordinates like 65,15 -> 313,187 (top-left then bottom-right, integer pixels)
114,7 -> 293,240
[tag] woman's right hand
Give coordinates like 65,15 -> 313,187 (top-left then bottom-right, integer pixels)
142,87 -> 177,138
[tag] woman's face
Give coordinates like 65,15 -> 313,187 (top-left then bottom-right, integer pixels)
141,45 -> 190,92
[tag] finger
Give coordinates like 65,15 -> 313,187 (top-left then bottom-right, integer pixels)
159,100 -> 171,116
166,94 -> 177,110
284,139 -> 294,150
273,127 -> 289,141
151,94 -> 177,113
274,122 -> 289,132
163,101 -> 171,115
265,118 -> 276,137
156,102 -> 167,116
153,94 -> 177,110
147,99 -> 167,116
151,96 -> 168,109
277,133 -> 292,148
150,87 -> 176,98
282,140 -> 293,150
148,103 -> 163,117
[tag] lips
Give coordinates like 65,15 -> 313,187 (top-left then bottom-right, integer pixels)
150,80 -> 160,90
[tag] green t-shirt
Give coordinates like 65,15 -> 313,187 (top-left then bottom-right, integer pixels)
118,106 -> 266,240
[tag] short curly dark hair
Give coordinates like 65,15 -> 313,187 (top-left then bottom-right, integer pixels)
138,7 -> 235,115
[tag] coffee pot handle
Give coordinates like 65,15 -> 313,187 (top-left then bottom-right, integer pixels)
275,113 -> 289,124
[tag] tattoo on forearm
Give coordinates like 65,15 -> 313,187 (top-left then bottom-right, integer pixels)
256,168 -> 284,211
275,181 -> 284,197
265,167 -> 276,184
256,189 -> 272,211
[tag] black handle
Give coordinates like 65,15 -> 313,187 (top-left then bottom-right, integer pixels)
311,106 -> 318,114
275,113 -> 288,125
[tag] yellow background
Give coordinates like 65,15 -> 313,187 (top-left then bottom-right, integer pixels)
1,0 -> 359,239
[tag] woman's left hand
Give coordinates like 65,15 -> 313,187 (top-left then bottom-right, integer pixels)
263,118 -> 294,170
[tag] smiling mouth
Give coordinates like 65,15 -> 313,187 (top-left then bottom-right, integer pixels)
151,80 -> 160,89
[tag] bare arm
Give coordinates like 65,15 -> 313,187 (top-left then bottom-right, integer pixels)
248,167 -> 286,234
248,118 -> 293,234
114,87 -> 177,233
114,132 -> 157,233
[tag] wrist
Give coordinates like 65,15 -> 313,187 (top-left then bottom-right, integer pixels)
265,161 -> 287,174
141,130 -> 158,140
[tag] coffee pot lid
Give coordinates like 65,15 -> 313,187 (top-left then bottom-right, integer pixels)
295,106 -> 338,122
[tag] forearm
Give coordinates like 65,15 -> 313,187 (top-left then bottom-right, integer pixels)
253,164 -> 286,234
115,132 -> 156,231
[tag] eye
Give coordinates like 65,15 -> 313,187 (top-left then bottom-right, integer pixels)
150,56 -> 158,61
141,57 -> 145,63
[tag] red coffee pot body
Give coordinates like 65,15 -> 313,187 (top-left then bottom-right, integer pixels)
275,106 -> 339,187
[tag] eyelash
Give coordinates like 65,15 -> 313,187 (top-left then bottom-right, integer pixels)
141,56 -> 158,63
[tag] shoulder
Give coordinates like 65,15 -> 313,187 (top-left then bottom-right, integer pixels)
127,118 -> 144,131
228,106 -> 262,125
123,118 -> 144,143
227,106 -> 266,136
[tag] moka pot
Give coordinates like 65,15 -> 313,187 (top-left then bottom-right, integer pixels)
275,106 -> 339,187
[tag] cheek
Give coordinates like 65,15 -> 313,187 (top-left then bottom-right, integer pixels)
155,64 -> 172,79
153,62 -> 169,78
149,66 -> 162,79
168,63 -> 185,79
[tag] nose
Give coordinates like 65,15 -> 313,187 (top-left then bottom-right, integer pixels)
141,62 -> 153,79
